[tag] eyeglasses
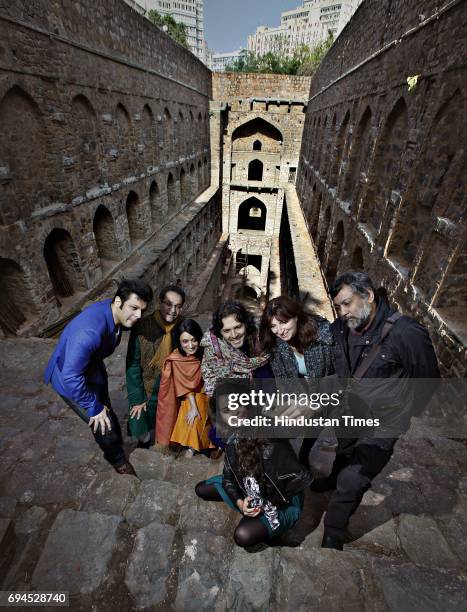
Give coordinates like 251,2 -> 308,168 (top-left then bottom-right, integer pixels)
162,300 -> 182,311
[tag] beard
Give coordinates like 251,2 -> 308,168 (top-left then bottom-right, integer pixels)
345,299 -> 373,330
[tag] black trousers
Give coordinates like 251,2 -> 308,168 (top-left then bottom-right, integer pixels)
60,395 -> 126,467
310,441 -> 395,540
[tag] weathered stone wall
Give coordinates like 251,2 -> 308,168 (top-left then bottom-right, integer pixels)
212,72 -> 310,297
297,0 -> 466,375
212,73 -> 311,101
0,0 -> 216,336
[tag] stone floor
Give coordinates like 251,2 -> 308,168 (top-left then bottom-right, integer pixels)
0,332 -> 466,611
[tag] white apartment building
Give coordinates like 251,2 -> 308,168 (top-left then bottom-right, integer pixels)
127,0 -> 206,63
210,49 -> 246,72
248,0 -> 363,57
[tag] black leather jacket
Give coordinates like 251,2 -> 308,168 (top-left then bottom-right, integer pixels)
222,437 -> 313,507
330,299 -> 440,439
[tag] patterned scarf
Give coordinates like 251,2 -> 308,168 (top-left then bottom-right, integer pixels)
200,330 -> 269,397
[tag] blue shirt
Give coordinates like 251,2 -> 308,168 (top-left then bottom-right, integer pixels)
44,299 -> 121,417
293,351 -> 307,376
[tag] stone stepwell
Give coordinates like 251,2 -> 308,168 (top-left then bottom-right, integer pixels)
0,334 -> 466,610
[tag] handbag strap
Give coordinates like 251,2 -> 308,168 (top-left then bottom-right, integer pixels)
353,312 -> 402,381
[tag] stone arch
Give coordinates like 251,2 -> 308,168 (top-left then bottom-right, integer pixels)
180,167 -> 188,205
115,103 -> 132,178
186,261 -> 193,283
328,110 -> 350,187
149,180 -> 163,226
93,205 -> 118,270
197,160 -> 203,192
388,90 -> 465,268
167,172 -> 177,210
189,163 -> 197,197
0,258 -> 37,335
203,156 -> 209,186
238,197 -> 267,232
71,94 -> 99,192
141,104 -> 155,168
434,241 -> 466,317
248,159 -> 263,181
253,139 -> 262,151
178,110 -> 184,156
326,221 -> 345,282
341,106 -> 373,207
322,113 -> 336,179
313,116 -> 321,165
359,97 -> 409,234
309,192 -> 322,242
164,107 -> 173,156
0,85 -> 45,224
126,190 -> 145,245
44,228 -> 86,299
351,244 -> 364,270
317,206 -> 331,261
232,117 -> 283,152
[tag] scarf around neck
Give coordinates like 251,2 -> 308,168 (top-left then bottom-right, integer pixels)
148,310 -> 180,370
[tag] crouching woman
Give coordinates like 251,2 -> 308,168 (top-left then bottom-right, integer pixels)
195,437 -> 313,547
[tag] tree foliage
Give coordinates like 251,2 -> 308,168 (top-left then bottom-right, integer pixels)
225,33 -> 334,76
148,9 -> 189,49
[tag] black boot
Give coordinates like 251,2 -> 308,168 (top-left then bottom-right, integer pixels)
137,439 -> 151,449
321,531 -> 344,551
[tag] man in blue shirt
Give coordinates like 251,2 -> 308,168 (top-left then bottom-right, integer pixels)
44,278 -> 153,475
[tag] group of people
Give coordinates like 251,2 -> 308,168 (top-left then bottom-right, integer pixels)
44,270 -> 439,551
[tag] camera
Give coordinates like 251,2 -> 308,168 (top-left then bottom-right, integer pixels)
247,497 -> 262,509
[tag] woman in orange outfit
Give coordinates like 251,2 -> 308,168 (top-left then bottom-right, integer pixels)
156,319 -> 214,456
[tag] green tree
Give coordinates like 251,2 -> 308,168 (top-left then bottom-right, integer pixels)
296,32 -> 334,76
224,33 -> 334,76
147,9 -> 189,49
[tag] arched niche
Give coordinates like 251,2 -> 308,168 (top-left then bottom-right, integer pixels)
44,228 -> 86,298
232,118 -> 283,153
238,197 -> 267,232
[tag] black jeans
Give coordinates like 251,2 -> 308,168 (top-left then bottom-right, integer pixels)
60,395 -> 126,467
310,441 -> 395,540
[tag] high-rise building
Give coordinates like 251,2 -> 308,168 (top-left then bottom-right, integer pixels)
248,0 -> 363,57
210,49 -> 246,72
126,0 -> 206,64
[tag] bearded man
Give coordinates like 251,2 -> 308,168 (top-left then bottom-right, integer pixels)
316,271 -> 439,550
125,284 -> 185,448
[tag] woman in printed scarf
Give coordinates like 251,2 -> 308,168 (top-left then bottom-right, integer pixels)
125,285 -> 185,448
199,300 -> 271,456
259,295 -> 336,477
156,319 -> 214,456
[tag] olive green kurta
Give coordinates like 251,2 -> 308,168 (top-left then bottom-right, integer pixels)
125,334 -> 160,438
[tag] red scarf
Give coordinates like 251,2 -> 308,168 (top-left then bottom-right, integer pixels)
156,349 -> 203,446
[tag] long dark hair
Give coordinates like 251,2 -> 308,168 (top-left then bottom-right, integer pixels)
174,319 -> 204,360
236,438 -> 267,495
259,295 -> 318,353
211,301 -> 257,339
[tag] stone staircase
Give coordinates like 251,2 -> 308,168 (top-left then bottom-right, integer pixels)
1,336 -> 466,610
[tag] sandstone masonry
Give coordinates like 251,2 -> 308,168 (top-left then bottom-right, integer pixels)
296,0 -> 466,375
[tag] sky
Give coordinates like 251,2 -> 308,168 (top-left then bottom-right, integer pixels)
204,0 -> 301,53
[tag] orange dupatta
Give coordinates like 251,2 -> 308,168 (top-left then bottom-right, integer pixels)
156,349 -> 203,446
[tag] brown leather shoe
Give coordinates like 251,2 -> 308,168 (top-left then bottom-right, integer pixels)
210,447 -> 224,460
114,461 -> 138,477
